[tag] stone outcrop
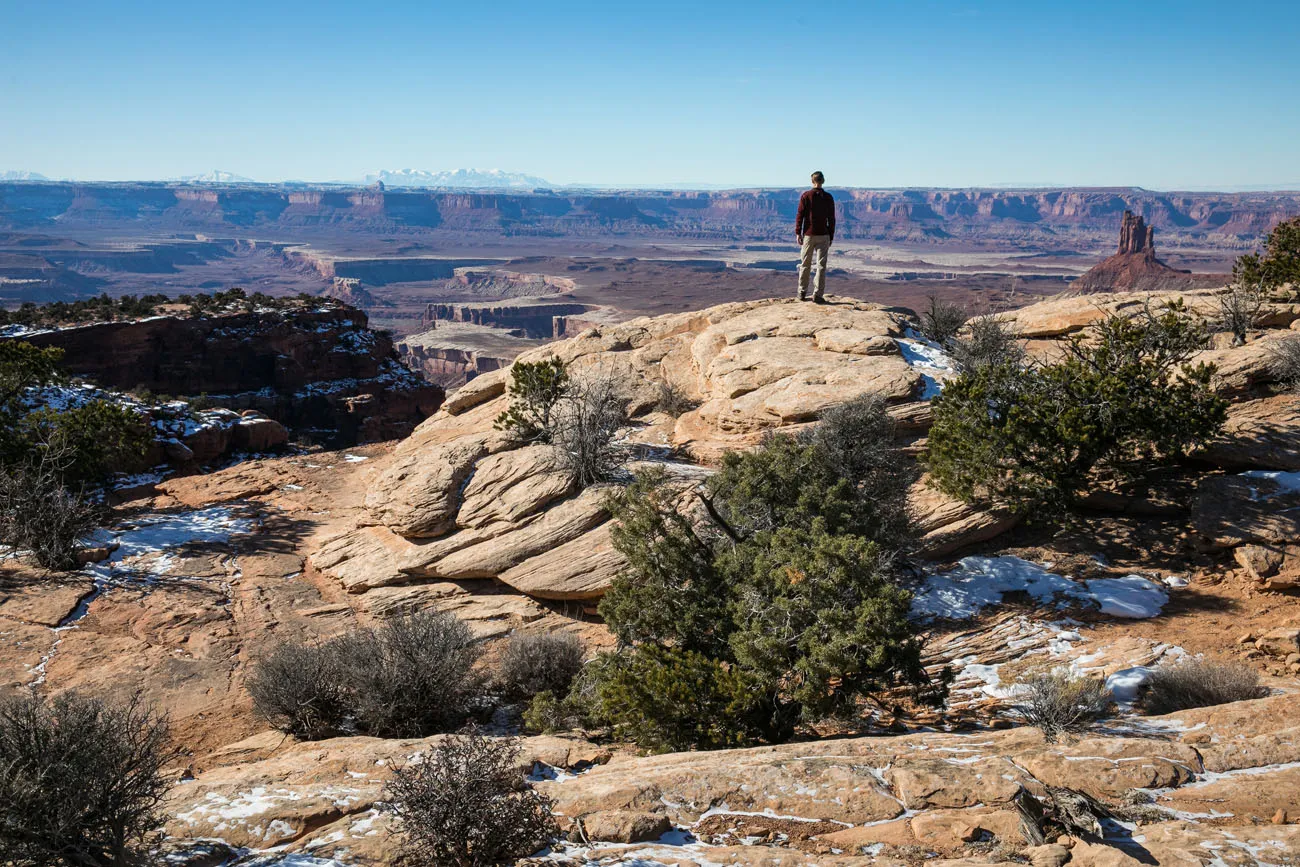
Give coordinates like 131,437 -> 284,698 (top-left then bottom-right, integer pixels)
3,301 -> 443,445
314,298 -> 999,608
159,691 -> 1300,864
1069,211 -> 1211,294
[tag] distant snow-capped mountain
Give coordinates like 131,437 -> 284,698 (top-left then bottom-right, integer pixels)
176,170 -> 256,184
364,168 -> 551,189
0,170 -> 49,181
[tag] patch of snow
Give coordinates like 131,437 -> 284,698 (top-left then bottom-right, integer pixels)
911,556 -> 1169,621
1240,469 -> 1300,498
898,328 -> 957,400
1105,666 -> 1156,706
342,453 -> 369,463
1083,575 -> 1169,619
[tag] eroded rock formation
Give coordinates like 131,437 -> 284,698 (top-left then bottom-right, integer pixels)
3,302 -> 443,445
1070,210 -> 1213,294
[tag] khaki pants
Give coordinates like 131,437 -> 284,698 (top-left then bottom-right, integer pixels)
797,235 -> 830,300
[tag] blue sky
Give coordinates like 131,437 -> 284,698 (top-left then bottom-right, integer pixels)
1,0 -> 1297,189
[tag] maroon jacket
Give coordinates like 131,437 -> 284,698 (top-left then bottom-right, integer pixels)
796,187 -> 836,240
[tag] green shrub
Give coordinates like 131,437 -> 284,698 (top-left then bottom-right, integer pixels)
708,434 -> 868,537
590,411 -> 942,751
494,358 -> 570,443
721,525 -> 928,721
592,646 -> 773,752
800,393 -> 915,548
0,343 -> 64,460
1234,216 -> 1300,290
21,401 -> 151,485
598,470 -> 732,658
521,690 -> 568,734
927,301 -> 1227,515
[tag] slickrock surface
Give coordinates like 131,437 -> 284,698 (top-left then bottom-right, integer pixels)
160,692 -> 1300,865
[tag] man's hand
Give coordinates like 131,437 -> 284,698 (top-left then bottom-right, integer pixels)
796,234 -> 803,245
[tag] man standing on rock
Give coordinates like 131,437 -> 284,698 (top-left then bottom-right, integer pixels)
796,171 -> 836,303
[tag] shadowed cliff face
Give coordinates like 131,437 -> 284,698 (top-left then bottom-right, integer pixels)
3,305 -> 444,446
2,182 -> 1298,242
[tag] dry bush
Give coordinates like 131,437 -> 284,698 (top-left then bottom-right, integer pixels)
246,639 -> 349,740
1139,658 -> 1269,715
384,730 -> 556,867
496,631 -> 585,701
1269,335 -> 1300,392
1215,283 -> 1264,344
950,314 -> 1025,373
334,610 -> 484,738
654,378 -> 697,417
549,368 -> 629,488
248,611 -> 483,740
0,691 -> 179,867
1010,670 -> 1112,743
919,295 -> 969,345
0,438 -> 102,571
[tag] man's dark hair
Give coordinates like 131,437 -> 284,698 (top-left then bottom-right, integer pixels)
811,171 -> 825,184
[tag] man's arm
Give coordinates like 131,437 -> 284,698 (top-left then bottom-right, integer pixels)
795,192 -> 807,243
828,194 -> 836,244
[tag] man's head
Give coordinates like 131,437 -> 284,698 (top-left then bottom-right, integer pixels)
810,171 -> 825,188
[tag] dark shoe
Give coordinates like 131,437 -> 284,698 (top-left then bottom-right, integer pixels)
813,296 -> 828,304
797,295 -> 808,302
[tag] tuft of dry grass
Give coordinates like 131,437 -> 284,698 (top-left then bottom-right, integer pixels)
1139,658 -> 1269,715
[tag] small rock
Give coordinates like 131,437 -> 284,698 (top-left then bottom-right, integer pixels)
1273,809 -> 1289,825
1056,835 -> 1075,848
1289,662 -> 1300,674
1027,843 -> 1072,867
75,546 -> 114,565
1286,652 -> 1300,665
1237,632 -> 1257,645
989,718 -> 1014,730
577,810 -> 671,844
1181,730 -> 1212,745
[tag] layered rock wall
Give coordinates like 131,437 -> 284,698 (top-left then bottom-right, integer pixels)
3,303 -> 443,445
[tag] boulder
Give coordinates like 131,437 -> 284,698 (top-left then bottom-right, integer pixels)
909,480 -> 1020,559
575,810 -> 671,843
455,445 -> 572,529
1199,395 -> 1300,470
1192,472 -> 1300,549
230,417 -> 289,452
497,522 -> 625,600
365,434 -> 490,537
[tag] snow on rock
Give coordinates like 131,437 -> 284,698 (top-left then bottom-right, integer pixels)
1105,666 -> 1156,706
1240,469 -> 1300,498
1082,575 -> 1169,619
911,556 -> 1169,621
897,328 -> 957,400
89,507 -> 253,577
